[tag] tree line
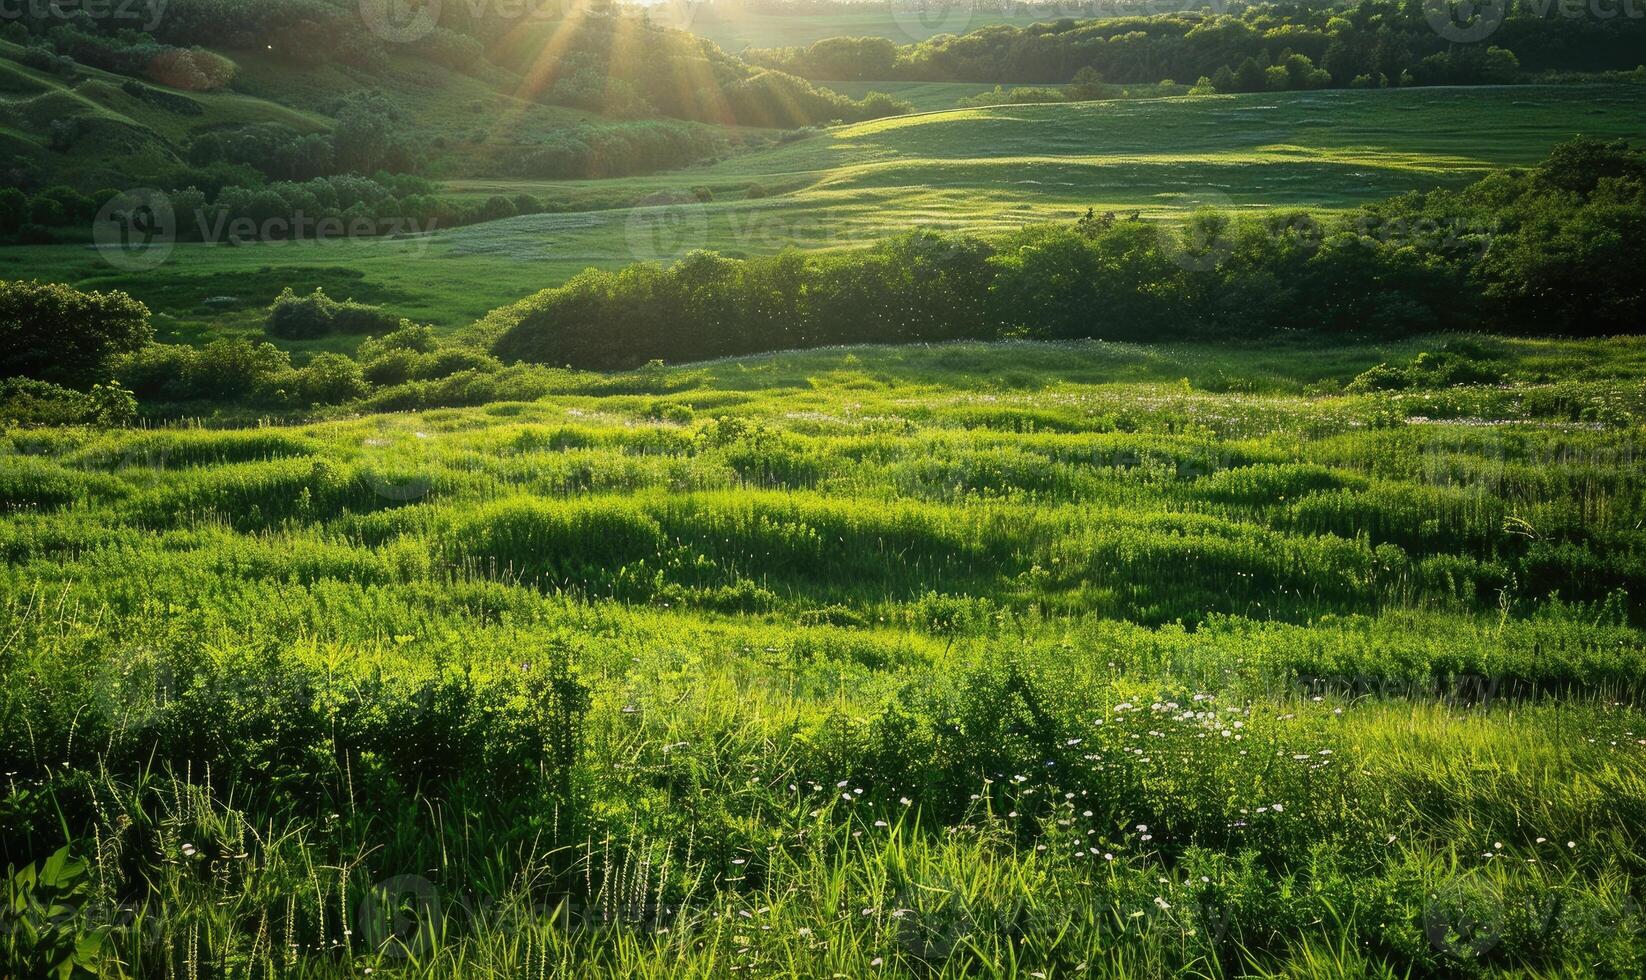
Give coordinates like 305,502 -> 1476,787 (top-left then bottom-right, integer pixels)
747,1 -> 1643,89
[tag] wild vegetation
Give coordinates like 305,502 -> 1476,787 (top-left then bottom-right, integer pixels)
2,3 -> 1645,976
3,332 -> 1646,977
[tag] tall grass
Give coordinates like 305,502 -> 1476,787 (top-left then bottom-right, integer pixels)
2,336 -> 1645,977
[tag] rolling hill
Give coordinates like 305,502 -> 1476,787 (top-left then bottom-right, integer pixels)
4,83 -> 1642,339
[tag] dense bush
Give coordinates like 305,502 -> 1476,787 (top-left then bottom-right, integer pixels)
505,122 -> 723,180
113,338 -> 292,402
0,280 -> 152,387
266,287 -> 399,339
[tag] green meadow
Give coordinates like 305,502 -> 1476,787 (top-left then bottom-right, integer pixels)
676,7 -> 1056,50
6,1 -> 1646,974
5,84 -> 1642,338
6,335 -> 1646,976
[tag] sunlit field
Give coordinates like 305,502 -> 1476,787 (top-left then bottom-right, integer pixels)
6,335 -> 1646,976
6,0 -> 1646,974
5,84 -> 1641,338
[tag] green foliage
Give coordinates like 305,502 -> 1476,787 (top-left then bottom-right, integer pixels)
0,280 -> 152,388
266,287 -> 398,340
2,848 -> 108,980
748,2 -> 1642,88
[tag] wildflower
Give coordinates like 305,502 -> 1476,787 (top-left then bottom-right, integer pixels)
1154,897 -> 1171,911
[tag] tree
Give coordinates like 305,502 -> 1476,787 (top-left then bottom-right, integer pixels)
0,280 -> 152,387
0,188 -> 25,235
1234,57 -> 1269,93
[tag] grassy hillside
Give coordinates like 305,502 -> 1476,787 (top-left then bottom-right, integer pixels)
0,38 -> 331,188
4,84 -> 1641,337
679,7 -> 1062,50
0,33 -> 788,190
6,334 -> 1646,977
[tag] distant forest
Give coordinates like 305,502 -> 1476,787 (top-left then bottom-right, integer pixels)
748,1 -> 1646,91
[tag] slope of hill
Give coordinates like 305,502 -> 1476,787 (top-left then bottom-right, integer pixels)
0,5 -> 908,196
0,38 -> 331,188
5,83 -> 1641,336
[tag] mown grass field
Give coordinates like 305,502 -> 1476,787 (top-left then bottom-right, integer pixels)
4,84 -> 1641,340
4,334 -> 1646,976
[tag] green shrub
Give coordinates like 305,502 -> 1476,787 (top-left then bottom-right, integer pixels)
0,280 -> 152,387
266,287 -> 397,339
